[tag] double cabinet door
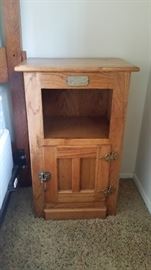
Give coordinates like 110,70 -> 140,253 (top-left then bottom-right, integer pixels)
41,144 -> 111,218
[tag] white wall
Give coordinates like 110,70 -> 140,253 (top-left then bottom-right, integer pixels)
135,68 -> 151,212
134,1 -> 151,212
20,0 -> 150,175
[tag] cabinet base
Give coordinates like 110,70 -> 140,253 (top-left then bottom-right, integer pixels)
44,207 -> 107,220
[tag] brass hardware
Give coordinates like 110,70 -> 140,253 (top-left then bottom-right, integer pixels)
97,185 -> 114,197
103,186 -> 113,197
39,171 -> 51,183
67,76 -> 89,86
100,152 -> 119,161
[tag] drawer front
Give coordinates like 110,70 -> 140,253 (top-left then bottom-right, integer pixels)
38,72 -> 114,89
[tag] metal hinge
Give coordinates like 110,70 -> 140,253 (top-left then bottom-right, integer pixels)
38,171 -> 51,183
100,152 -> 119,161
103,185 -> 113,197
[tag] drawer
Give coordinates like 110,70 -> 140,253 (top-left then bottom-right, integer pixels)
38,72 -> 114,89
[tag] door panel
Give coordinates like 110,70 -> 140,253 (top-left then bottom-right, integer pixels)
44,145 -> 111,208
72,158 -> 80,192
80,158 -> 96,190
58,158 -> 72,191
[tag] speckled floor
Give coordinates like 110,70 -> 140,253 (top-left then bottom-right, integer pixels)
0,180 -> 151,270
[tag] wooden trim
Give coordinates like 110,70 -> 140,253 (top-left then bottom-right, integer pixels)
2,0 -> 31,185
107,72 -> 131,215
15,58 -> 140,73
44,207 -> 106,220
38,72 -> 114,89
0,47 -> 8,83
39,138 -> 110,146
24,72 -> 44,216
57,147 -> 97,159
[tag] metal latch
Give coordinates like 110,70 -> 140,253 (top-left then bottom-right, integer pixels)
100,152 -> 119,161
103,185 -> 113,197
39,171 -> 51,183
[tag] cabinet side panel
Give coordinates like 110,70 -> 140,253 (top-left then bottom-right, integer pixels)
24,73 -> 44,216
108,72 -> 131,215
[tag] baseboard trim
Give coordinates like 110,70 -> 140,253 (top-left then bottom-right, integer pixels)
134,174 -> 151,214
120,173 -> 134,179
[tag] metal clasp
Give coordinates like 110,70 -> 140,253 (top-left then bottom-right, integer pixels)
38,171 -> 51,183
100,152 -> 119,161
103,186 -> 113,197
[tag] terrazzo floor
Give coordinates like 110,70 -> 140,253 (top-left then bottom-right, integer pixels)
0,179 -> 151,270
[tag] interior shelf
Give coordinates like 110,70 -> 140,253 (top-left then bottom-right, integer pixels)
44,116 -> 109,138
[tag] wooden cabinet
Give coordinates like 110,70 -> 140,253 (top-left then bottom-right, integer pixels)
15,58 -> 139,219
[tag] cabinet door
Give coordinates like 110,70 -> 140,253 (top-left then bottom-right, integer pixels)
43,145 -> 111,219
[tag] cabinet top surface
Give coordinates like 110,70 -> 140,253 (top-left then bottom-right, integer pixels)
15,58 -> 139,73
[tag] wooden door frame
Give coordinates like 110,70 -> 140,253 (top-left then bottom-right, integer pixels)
2,0 -> 31,185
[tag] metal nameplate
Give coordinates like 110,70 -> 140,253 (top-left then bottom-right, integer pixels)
67,76 -> 89,87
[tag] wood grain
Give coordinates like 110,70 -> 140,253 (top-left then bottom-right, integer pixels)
39,72 -> 114,89
15,58 -> 139,72
20,58 -> 139,219
42,89 -> 111,117
95,145 -> 111,192
2,0 -> 31,185
72,158 -> 80,192
58,159 -> 72,191
44,116 -> 109,139
40,138 -> 110,147
57,147 -> 97,159
57,191 -> 97,203
45,201 -> 103,209
23,73 -> 44,216
0,47 -> 8,83
44,207 -> 106,220
42,144 -> 111,219
107,72 -> 131,215
44,146 -> 58,204
80,158 -> 96,190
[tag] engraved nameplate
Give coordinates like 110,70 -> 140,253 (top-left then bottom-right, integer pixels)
67,76 -> 89,87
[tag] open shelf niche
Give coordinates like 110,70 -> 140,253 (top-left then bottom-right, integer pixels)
42,89 -> 112,139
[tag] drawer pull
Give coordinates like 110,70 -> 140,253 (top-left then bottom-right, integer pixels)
66,76 -> 89,87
